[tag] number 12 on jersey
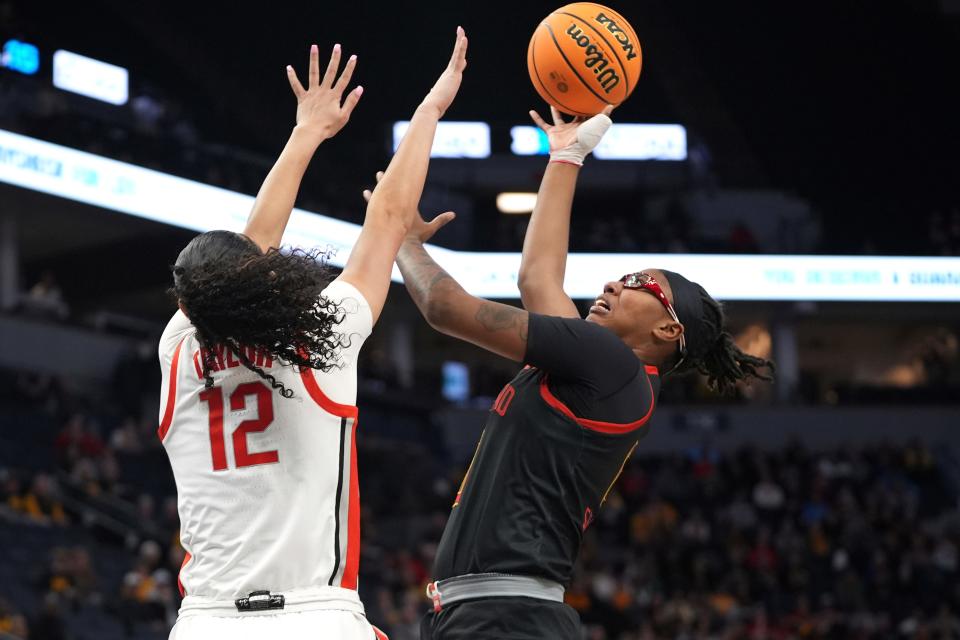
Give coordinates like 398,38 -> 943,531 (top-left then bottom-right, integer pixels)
199,382 -> 278,471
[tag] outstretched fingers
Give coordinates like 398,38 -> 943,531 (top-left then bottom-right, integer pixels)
361,171 -> 386,203
341,85 -> 364,118
448,26 -> 468,72
308,44 -> 322,89
529,109 -> 551,132
321,43 -> 342,88
550,106 -> 565,126
428,211 -> 456,232
334,54 -> 358,94
286,65 -> 306,100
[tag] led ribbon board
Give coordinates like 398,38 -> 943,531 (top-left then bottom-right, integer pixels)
52,50 -> 129,105
510,123 -> 687,160
392,121 -> 490,158
1,128 -> 958,302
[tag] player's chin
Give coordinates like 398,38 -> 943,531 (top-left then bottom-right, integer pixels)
585,311 -> 602,324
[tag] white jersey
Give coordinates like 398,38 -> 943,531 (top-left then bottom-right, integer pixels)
157,279 -> 372,601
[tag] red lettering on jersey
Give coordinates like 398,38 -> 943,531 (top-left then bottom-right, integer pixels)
198,347 -> 224,373
582,507 -> 594,532
199,387 -> 228,471
493,384 -> 516,416
194,346 -> 272,376
213,345 -> 227,371
230,382 -> 279,467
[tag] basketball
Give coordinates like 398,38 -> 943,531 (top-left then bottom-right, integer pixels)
527,3 -> 642,116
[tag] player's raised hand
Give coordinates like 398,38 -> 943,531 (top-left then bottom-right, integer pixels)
421,26 -> 469,118
529,104 -> 613,165
286,43 -> 363,143
362,171 -> 456,243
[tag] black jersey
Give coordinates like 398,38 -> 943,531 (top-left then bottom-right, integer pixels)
432,314 -> 660,585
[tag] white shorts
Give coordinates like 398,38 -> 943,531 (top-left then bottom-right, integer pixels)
169,586 -> 388,640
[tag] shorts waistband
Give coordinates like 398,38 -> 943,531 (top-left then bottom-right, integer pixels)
178,586 -> 365,618
425,573 -> 565,612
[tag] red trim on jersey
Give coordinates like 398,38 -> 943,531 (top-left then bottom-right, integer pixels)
177,551 -> 192,597
192,350 -> 203,380
372,625 -> 390,640
340,418 -> 361,590
299,367 -> 359,419
157,338 -> 185,442
645,365 -> 660,376
539,372 -> 656,434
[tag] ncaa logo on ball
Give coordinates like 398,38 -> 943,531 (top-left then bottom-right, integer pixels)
548,71 -> 570,93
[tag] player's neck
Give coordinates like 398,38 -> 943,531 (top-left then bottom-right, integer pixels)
630,342 -> 667,369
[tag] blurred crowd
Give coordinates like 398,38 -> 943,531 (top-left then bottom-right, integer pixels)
364,441 -> 960,640
2,354 -> 960,639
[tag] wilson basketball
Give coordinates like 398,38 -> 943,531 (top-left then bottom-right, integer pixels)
527,3 -> 642,116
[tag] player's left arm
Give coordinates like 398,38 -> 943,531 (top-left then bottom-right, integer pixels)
395,230 -> 529,363
243,44 -> 363,252
356,171 -> 528,362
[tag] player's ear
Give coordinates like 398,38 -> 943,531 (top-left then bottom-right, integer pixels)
653,320 -> 683,344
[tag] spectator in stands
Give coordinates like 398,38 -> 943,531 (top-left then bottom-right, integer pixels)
109,417 -> 145,454
729,221 -> 760,253
16,474 -> 67,526
69,457 -> 101,498
0,597 -> 27,639
54,413 -> 105,471
0,469 -> 23,521
11,371 -> 63,417
21,271 -> 69,321
120,540 -> 175,632
27,593 -> 65,640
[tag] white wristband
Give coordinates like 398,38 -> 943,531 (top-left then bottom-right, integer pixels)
549,113 -> 613,166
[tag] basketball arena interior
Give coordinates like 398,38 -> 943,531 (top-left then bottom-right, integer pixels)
1,2 -> 959,639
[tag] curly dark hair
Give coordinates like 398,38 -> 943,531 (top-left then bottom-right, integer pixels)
170,230 -> 348,398
672,288 -> 775,394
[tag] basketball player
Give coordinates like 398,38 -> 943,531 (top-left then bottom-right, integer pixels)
376,107 -> 773,639
158,29 -> 468,639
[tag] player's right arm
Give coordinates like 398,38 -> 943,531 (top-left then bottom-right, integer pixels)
398,236 -> 530,363
386,205 -> 528,362
394,216 -> 637,380
336,27 -> 468,325
517,107 -> 613,318
243,44 -> 362,253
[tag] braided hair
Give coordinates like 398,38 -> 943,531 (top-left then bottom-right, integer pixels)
673,289 -> 774,394
170,231 -> 348,398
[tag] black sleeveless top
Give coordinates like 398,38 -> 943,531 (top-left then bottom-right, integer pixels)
432,314 -> 660,585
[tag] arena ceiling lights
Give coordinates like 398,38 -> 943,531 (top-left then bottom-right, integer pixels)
2,128 -> 958,302
1,40 -> 40,76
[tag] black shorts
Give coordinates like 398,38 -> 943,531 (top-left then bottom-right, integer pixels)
419,596 -> 580,640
